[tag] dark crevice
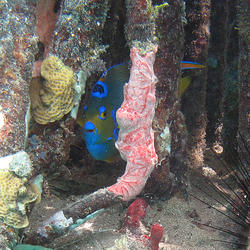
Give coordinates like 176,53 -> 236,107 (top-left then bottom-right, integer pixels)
53,0 -> 62,13
102,0 -> 129,67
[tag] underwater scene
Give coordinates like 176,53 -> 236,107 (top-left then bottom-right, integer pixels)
0,0 -> 249,249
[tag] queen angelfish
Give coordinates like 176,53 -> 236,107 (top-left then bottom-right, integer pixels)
78,61 -> 204,162
78,63 -> 129,162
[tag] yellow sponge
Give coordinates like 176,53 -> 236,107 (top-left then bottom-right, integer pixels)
31,56 -> 75,124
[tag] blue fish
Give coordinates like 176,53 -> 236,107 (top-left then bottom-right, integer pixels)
78,63 -> 129,162
78,61 -> 204,162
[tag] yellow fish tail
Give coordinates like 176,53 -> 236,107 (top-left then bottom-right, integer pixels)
179,76 -> 192,98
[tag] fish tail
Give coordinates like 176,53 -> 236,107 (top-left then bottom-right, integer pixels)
179,76 -> 192,98
181,61 -> 205,70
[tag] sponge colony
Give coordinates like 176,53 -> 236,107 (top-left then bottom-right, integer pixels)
30,56 -> 75,124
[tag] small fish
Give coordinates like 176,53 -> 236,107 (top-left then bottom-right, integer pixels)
78,61 -> 204,162
179,61 -> 205,98
181,61 -> 205,70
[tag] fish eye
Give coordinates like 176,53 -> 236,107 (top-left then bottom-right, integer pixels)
84,121 -> 95,133
91,81 -> 108,98
100,112 -> 106,119
98,106 -> 107,120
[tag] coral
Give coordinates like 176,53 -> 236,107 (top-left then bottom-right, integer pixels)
0,152 -> 38,228
122,198 -> 148,231
0,171 -> 36,228
148,224 -> 164,250
121,198 -> 164,250
0,151 -> 33,177
30,56 -> 76,124
9,151 -> 33,177
108,46 -> 158,201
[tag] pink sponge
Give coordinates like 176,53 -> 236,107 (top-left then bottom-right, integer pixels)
108,46 -> 158,201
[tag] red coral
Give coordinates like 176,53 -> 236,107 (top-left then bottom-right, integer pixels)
122,198 -> 164,250
122,198 -> 148,231
149,223 -> 164,250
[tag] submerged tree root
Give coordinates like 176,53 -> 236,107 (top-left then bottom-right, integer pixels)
24,188 -> 122,246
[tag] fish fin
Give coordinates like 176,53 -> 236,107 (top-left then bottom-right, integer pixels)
105,154 -> 120,163
179,76 -> 192,98
101,62 -> 127,78
181,61 -> 205,70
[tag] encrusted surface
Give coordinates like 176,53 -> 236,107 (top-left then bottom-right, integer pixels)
36,0 -> 59,58
0,222 -> 18,249
26,117 -> 74,173
183,0 -> 210,168
125,0 -> 155,49
146,0 -> 187,197
238,0 -> 249,164
0,0 -> 38,157
30,56 -> 75,124
49,0 -> 110,73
